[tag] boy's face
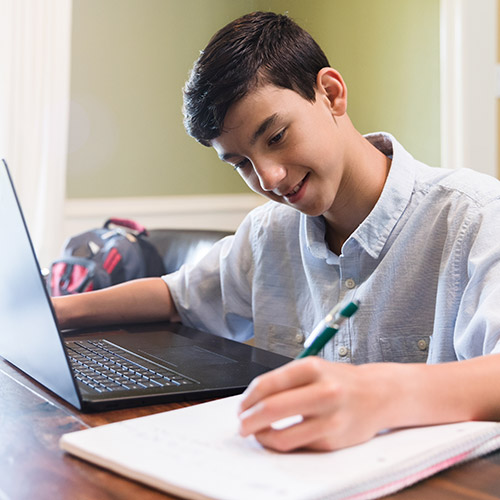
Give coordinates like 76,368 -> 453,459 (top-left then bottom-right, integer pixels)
211,84 -> 347,218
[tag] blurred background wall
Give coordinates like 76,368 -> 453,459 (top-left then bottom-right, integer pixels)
67,0 -> 441,200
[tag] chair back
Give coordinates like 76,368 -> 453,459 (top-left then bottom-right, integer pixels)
147,228 -> 232,274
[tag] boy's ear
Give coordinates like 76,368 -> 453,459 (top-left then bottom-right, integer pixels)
316,67 -> 347,116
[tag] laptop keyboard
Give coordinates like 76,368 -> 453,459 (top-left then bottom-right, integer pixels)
65,339 -> 198,393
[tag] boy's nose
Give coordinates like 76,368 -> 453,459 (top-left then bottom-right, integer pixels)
254,160 -> 286,192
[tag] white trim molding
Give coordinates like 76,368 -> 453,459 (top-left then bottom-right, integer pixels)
496,63 -> 500,98
62,192 -> 265,247
440,0 -> 497,176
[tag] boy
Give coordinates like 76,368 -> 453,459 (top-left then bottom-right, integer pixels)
54,11 -> 500,452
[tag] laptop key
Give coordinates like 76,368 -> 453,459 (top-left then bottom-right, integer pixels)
139,380 -> 162,388
124,383 -> 145,390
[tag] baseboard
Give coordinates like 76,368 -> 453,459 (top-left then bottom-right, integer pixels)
63,193 -> 265,242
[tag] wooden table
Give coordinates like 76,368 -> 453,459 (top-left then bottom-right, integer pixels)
2,357 -> 500,500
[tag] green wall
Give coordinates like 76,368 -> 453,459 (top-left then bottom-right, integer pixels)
67,0 -> 440,199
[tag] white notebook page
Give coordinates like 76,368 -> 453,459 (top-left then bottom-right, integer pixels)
60,395 -> 500,500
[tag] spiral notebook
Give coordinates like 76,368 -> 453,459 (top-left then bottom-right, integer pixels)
60,395 -> 500,500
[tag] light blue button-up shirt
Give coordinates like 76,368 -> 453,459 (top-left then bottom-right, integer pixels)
164,133 -> 500,363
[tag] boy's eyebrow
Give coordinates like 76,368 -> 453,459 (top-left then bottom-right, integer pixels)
219,113 -> 280,162
249,113 -> 279,146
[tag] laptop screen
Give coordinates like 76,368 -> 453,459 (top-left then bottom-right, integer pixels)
0,159 -> 81,408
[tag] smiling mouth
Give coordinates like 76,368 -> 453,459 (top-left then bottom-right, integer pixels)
284,173 -> 309,199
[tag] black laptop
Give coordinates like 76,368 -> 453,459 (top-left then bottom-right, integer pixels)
0,159 -> 290,412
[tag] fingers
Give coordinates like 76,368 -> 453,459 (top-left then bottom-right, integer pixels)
253,415 -> 354,452
238,378 -> 340,437
238,357 -> 325,415
253,415 -> 378,452
253,416 -> 334,452
238,358 -> 350,449
236,358 -> 382,452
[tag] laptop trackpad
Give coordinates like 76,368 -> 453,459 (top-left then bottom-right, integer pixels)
139,345 -> 238,369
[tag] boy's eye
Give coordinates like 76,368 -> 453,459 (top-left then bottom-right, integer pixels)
269,129 -> 285,146
233,158 -> 249,170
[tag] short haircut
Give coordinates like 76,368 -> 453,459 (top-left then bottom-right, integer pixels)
183,11 -> 330,146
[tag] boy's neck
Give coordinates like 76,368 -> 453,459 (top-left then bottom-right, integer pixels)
323,132 -> 392,255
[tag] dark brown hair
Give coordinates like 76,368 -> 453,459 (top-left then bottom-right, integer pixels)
183,11 -> 330,146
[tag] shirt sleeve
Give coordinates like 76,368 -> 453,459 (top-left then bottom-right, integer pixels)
162,212 -> 256,342
453,198 -> 500,358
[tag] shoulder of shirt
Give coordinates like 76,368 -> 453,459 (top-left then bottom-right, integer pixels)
235,201 -> 302,247
243,200 -> 300,226
414,163 -> 500,209
371,132 -> 500,210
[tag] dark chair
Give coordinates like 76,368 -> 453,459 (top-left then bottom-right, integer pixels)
147,228 -> 233,274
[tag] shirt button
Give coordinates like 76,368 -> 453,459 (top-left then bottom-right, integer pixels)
295,332 -> 305,344
417,339 -> 428,351
345,278 -> 356,289
338,346 -> 349,357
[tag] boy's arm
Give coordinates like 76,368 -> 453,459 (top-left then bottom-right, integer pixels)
52,277 -> 180,330
237,354 -> 500,452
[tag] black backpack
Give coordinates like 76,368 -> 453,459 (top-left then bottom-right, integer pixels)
48,218 -> 166,296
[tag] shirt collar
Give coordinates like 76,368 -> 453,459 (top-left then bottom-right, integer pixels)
351,132 -> 416,258
303,132 -> 416,261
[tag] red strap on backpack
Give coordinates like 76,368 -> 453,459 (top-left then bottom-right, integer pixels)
50,261 -> 94,296
104,218 -> 148,236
